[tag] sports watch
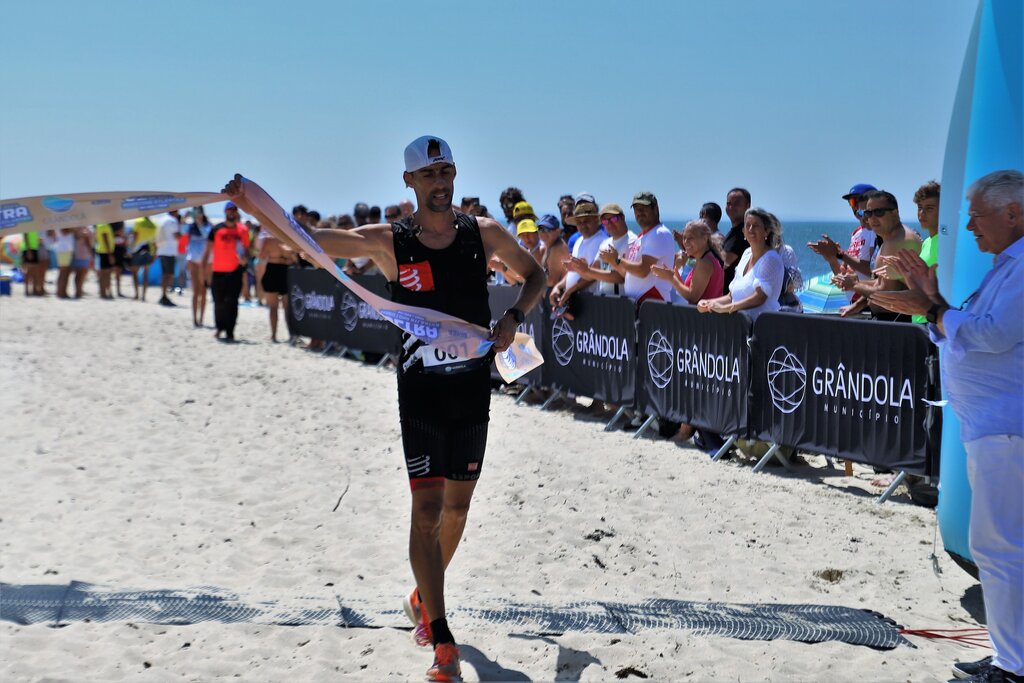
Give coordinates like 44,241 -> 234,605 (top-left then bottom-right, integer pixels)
925,302 -> 947,324
504,307 -> 525,324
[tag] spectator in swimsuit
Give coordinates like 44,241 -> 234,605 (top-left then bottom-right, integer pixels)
186,207 -> 213,327
832,190 -> 922,321
536,214 -> 569,289
651,219 -> 725,304
54,228 -> 75,299
71,228 -> 92,298
112,221 -> 129,297
258,232 -> 298,342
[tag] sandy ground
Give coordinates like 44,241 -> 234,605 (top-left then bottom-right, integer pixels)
0,280 -> 986,682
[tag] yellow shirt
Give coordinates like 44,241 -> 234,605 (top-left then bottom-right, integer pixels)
133,217 -> 158,250
94,224 -> 114,254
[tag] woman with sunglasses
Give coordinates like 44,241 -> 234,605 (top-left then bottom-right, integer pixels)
651,219 -> 724,304
697,207 -> 785,320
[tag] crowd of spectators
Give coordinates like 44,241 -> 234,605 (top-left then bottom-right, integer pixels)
11,178 -> 944,341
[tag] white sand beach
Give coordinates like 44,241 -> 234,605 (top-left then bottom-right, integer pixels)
0,284 -> 986,682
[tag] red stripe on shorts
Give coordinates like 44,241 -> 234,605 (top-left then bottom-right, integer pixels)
410,477 -> 445,491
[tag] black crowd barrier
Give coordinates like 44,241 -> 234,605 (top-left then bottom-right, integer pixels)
750,313 -> 941,476
283,274 -> 941,476
539,292 -> 636,406
636,303 -> 752,437
286,269 -> 400,355
487,285 -> 546,386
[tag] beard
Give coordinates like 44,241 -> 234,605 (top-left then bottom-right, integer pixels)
425,196 -> 452,213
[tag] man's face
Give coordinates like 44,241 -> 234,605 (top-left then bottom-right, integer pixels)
501,197 -> 518,222
538,225 -> 561,245
916,198 -> 939,233
575,214 -> 600,237
725,191 -> 749,226
404,163 -> 456,214
519,232 -> 539,250
601,213 -> 628,238
865,197 -> 899,236
399,199 -> 414,218
967,196 -> 1020,254
698,210 -> 719,232
225,208 -> 240,225
558,199 -> 573,222
855,197 -> 869,227
632,203 -> 657,229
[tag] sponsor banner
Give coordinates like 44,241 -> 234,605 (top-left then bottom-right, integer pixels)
487,285 -> 546,386
0,191 -> 225,236
339,274 -> 402,354
1,178 -> 543,382
636,302 -> 752,436
750,313 -> 941,475
286,269 -> 401,355
238,177 -> 541,382
286,267 -> 343,341
542,293 -> 636,405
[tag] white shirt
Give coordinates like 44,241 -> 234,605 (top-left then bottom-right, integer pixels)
623,223 -> 676,302
156,214 -> 180,257
597,232 -> 633,296
729,248 -> 784,320
565,228 -> 608,291
848,226 -> 877,281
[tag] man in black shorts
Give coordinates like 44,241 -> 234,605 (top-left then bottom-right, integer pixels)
223,135 -> 544,681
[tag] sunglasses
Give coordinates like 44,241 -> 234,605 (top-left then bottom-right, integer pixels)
385,213 -> 400,220
601,215 -> 623,224
861,207 -> 896,218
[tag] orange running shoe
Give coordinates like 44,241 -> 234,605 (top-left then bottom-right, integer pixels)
426,642 -> 461,682
402,587 -> 432,647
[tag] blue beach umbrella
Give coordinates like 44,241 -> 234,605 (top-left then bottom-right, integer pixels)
797,272 -> 851,314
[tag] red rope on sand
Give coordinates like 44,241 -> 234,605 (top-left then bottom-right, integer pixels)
900,628 -> 990,648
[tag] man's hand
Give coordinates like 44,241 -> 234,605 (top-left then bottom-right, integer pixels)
869,288 -> 932,316
808,234 -> 841,260
838,300 -> 866,318
220,174 -> 254,214
488,314 -> 518,353
831,266 -> 859,291
549,286 -> 563,307
890,249 -> 940,299
598,245 -> 618,265
565,256 -> 588,274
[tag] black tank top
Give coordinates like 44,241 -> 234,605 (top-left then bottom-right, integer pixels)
389,212 -> 492,375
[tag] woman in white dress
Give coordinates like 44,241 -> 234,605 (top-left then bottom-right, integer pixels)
697,207 -> 785,321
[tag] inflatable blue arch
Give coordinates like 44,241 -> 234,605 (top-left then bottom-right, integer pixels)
937,0 -> 1022,577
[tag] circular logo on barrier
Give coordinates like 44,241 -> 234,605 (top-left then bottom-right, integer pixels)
767,345 -> 806,414
551,316 -> 575,367
647,329 -> 674,389
341,292 -> 359,331
290,285 -> 306,322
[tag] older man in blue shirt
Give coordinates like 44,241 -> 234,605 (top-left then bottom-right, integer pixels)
873,169 -> 1023,683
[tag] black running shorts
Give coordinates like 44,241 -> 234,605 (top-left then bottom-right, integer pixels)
400,417 -> 488,489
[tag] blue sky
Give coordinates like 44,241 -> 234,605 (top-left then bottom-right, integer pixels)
1,0 -> 977,221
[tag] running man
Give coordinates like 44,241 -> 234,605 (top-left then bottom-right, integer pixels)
222,135 -> 545,681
